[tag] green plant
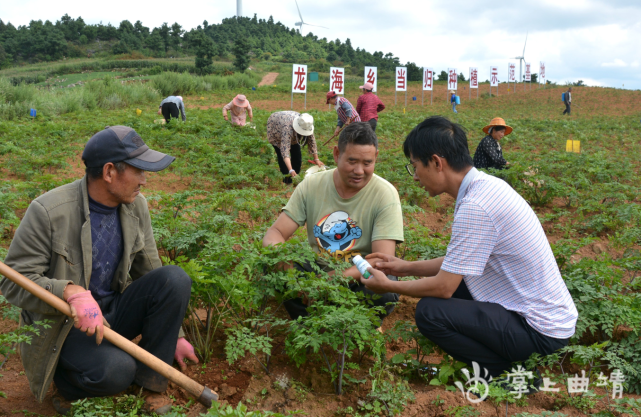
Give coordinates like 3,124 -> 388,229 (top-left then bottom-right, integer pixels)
386,320 -> 439,378
485,380 -> 528,417
69,394 -> 146,417
444,405 -> 480,417
204,402 -> 303,416
0,295 -> 20,322
287,302 -> 384,395
357,359 -> 415,416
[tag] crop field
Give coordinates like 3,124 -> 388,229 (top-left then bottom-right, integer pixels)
1,63 -> 641,417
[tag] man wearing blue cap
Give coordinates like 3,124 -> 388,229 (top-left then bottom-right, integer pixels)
0,126 -> 197,415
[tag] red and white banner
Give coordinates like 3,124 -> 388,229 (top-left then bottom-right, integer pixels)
539,62 -> 546,84
364,66 -> 377,92
490,66 -> 499,87
525,63 -> 532,82
469,67 -> 478,89
423,67 -> 433,91
508,63 -> 516,82
448,68 -> 458,90
330,67 -> 345,95
396,67 -> 407,91
291,64 -> 307,93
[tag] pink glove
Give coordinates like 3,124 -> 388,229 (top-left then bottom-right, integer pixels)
174,337 -> 199,371
67,290 -> 104,345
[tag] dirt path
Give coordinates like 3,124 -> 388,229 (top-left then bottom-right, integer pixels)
258,72 -> 279,86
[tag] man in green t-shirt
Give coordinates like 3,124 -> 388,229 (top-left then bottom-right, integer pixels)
263,122 -> 404,320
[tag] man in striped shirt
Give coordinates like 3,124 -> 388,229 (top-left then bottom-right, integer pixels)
364,116 -> 577,381
327,91 -> 361,137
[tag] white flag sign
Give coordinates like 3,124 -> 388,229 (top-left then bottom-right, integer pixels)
539,62 -> 546,84
448,68 -> 458,90
508,63 -> 516,82
423,67 -> 433,91
364,66 -> 378,92
330,67 -> 345,95
525,63 -> 532,82
396,67 -> 407,91
469,68 -> 478,89
490,66 -> 499,87
291,64 -> 307,93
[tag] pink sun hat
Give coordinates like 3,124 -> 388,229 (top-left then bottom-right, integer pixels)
232,94 -> 250,107
359,82 -> 374,90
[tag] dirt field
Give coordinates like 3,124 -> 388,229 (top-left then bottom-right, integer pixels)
258,72 -> 279,87
2,84 -> 641,416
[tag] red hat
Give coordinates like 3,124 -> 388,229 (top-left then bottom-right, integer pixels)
326,90 -> 337,104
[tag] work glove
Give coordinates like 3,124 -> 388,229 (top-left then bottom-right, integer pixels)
174,337 -> 199,371
67,290 -> 104,345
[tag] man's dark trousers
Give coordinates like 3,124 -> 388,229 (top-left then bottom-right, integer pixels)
415,280 -> 568,377
283,261 -> 399,320
53,266 -> 191,400
161,102 -> 180,121
367,118 -> 378,132
563,102 -> 571,115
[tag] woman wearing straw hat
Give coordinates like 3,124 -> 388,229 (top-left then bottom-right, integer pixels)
473,117 -> 512,170
267,111 -> 324,184
222,94 -> 253,126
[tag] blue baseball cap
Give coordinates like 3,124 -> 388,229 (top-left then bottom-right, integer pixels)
82,126 -> 175,172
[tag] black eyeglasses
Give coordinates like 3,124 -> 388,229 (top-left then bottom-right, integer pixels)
405,156 -> 445,176
405,163 -> 416,176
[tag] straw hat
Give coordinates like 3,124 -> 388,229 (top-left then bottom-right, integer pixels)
450,90 -> 456,94
483,117 -> 513,135
232,94 -> 249,108
293,113 -> 314,136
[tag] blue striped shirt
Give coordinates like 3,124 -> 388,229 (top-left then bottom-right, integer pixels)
442,169 -> 578,338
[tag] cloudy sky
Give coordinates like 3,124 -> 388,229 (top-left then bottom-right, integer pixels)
3,0 -> 641,89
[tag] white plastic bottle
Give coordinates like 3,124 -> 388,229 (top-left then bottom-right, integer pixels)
352,255 -> 372,279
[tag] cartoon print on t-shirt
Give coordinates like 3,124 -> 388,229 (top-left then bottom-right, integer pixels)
313,211 -> 362,254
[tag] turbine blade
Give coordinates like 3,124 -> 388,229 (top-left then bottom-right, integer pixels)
295,0 -> 304,23
305,23 -> 329,29
522,32 -> 528,56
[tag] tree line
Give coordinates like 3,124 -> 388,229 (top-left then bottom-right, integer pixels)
0,14 -> 428,80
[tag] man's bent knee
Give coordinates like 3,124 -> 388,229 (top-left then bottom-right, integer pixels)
159,265 -> 192,297
415,297 -> 451,332
100,354 -> 137,395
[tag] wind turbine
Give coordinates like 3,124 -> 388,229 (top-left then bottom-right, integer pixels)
237,0 -> 242,17
294,0 -> 328,34
513,32 -> 528,81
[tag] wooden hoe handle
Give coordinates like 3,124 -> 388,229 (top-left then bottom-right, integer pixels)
0,261 -> 218,407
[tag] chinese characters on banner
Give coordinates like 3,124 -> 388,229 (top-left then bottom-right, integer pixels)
364,66 -> 377,92
423,68 -> 433,91
291,64 -> 307,93
525,63 -> 532,82
490,66 -> 499,87
508,63 -> 516,82
329,67 -> 344,95
448,68 -> 458,90
396,67 -> 407,91
469,68 -> 478,89
539,62 -> 546,84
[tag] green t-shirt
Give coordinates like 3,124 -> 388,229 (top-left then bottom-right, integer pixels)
283,169 -> 404,265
